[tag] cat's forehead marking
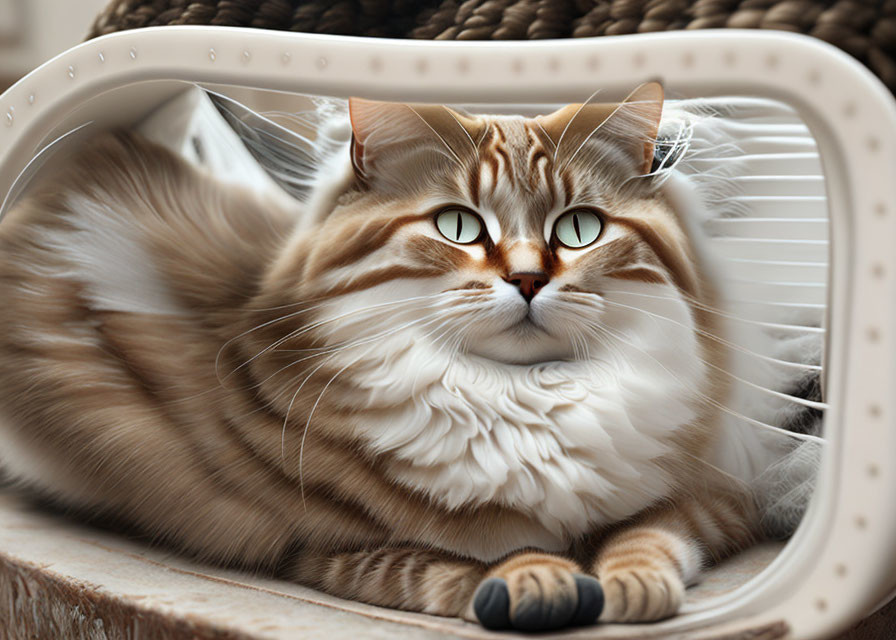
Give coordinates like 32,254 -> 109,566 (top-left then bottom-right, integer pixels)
473,118 -> 562,240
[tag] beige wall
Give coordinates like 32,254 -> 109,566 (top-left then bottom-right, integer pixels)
0,0 -> 109,89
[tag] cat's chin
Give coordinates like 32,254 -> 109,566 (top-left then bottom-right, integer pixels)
467,352 -> 574,366
465,323 -> 577,366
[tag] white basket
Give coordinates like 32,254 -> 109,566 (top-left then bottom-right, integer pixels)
1,26 -> 895,639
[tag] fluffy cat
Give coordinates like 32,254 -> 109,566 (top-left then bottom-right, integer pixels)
0,83 -> 775,631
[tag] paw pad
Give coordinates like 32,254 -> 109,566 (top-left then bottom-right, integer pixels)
473,574 -> 604,631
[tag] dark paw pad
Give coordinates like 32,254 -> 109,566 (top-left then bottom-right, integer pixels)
571,574 -> 604,626
473,574 -> 604,632
473,577 -> 511,630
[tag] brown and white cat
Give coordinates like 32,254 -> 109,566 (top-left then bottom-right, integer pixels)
0,83 -> 758,631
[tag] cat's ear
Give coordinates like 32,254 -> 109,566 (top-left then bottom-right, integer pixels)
538,82 -> 664,175
348,98 -> 483,187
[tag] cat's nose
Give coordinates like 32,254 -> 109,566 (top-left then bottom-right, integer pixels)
505,272 -> 549,303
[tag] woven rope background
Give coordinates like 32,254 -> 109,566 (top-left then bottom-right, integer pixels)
89,0 -> 896,93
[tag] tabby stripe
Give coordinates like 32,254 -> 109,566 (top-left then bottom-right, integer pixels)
355,552 -> 379,590
364,552 -> 392,601
528,147 -> 551,198
377,548 -> 408,593
561,170 -> 574,207
616,576 -> 629,614
421,561 -> 484,615
597,531 -> 685,576
492,122 -> 507,143
494,145 -> 515,187
445,281 -> 490,292
401,553 -> 420,606
524,125 -> 538,149
306,480 -> 394,534
610,217 -> 698,296
631,572 -> 649,620
604,267 -> 668,285
484,153 -> 500,186
600,552 -> 674,574
93,327 -> 268,519
314,214 -> 429,273
649,541 -> 684,577
302,547 -> 484,615
410,552 -> 433,601
389,549 -> 415,601
218,418 -> 393,543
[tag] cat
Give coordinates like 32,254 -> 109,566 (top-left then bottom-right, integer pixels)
0,82 -> 783,632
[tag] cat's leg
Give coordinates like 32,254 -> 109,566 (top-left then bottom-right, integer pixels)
291,547 -> 604,631
292,547 -> 485,619
591,489 -> 756,622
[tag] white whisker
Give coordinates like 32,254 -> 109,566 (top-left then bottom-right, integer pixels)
603,288 -> 825,334
297,344 -> 373,510
223,292 -> 450,383
279,307 -> 460,481
571,293 -> 821,372
406,105 -> 464,167
589,320 -> 825,445
552,87 -> 602,166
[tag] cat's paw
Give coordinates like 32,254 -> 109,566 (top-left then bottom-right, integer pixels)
599,567 -> 684,622
468,554 -> 604,631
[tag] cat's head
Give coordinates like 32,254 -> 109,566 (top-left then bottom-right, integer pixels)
250,83 -> 703,394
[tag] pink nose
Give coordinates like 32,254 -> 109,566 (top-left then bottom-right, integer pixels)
505,272 -> 549,302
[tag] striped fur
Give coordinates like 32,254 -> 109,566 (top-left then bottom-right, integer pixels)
0,84 -> 761,629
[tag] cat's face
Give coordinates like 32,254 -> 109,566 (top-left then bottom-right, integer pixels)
261,83 -> 700,376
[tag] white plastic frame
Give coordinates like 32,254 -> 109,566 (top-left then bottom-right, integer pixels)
1,26 -> 895,639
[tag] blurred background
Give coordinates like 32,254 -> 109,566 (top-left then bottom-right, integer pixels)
1,0 -> 108,90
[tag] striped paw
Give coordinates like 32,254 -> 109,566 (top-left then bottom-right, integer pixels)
599,567 -> 684,622
470,554 -> 604,631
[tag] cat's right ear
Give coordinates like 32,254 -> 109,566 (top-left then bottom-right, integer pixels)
349,98 -> 481,188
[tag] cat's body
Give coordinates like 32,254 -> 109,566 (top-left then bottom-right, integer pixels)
0,85 -> 764,630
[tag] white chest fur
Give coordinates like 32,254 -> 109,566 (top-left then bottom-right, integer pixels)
341,301 -> 705,561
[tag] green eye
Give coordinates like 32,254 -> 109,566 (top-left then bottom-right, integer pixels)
554,209 -> 603,248
435,208 -> 483,244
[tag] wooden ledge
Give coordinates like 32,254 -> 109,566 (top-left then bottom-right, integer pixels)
0,490 -> 788,639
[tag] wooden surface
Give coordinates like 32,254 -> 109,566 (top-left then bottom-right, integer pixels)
0,488 -> 802,640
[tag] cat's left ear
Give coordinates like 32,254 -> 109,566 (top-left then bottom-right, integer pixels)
538,82 -> 664,175
348,98 -> 483,187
